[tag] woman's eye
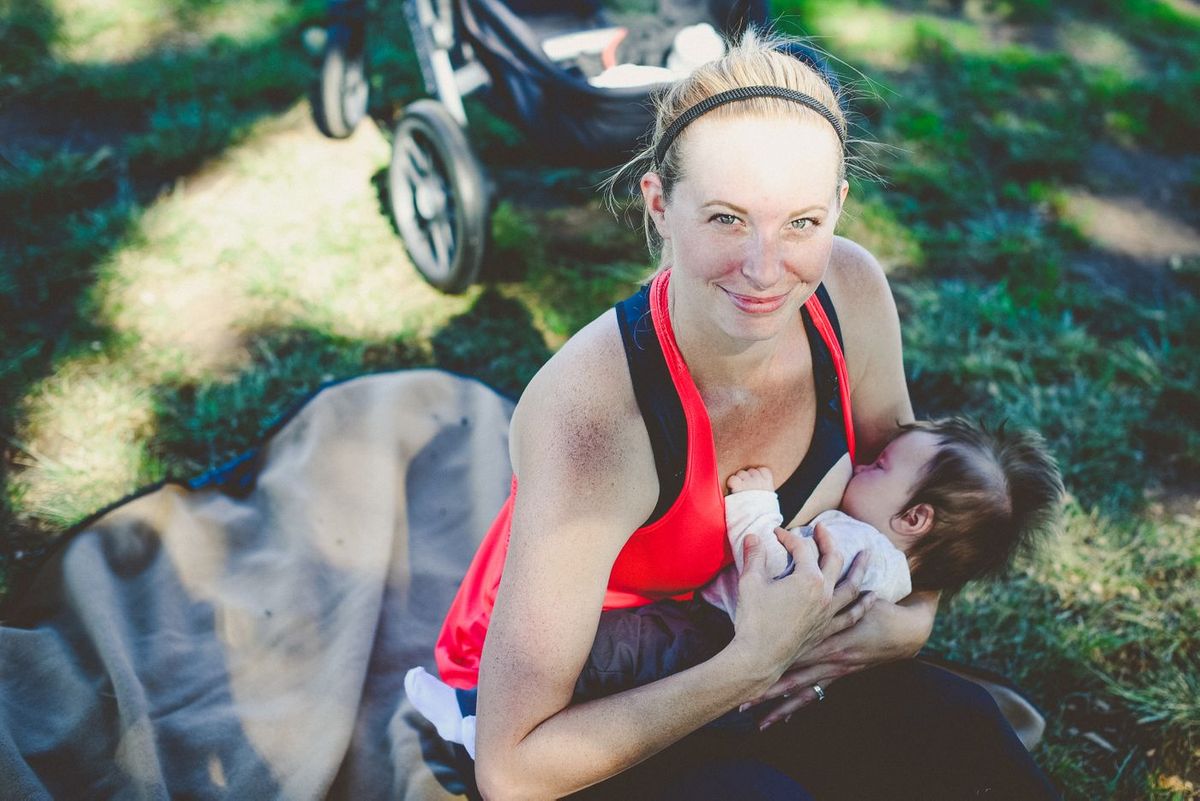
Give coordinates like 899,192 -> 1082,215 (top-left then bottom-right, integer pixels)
711,213 -> 738,225
790,218 -> 817,230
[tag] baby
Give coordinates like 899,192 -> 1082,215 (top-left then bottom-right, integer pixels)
406,417 -> 1063,755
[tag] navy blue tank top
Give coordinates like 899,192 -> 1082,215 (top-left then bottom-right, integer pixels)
615,283 -> 849,526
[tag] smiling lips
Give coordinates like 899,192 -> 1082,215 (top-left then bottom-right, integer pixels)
723,288 -> 790,314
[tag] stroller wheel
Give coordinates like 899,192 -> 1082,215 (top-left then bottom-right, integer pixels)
389,100 -> 488,294
313,23 -> 368,139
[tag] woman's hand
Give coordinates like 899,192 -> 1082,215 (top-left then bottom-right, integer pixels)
726,523 -> 867,697
752,584 -> 938,728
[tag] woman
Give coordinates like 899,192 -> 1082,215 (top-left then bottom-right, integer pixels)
435,31 -> 1058,800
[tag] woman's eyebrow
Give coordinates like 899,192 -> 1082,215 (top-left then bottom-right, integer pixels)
701,200 -> 749,213
700,200 -> 829,216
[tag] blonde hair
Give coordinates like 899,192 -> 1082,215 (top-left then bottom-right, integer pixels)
604,28 -> 852,264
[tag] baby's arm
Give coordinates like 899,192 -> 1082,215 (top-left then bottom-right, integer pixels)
725,467 -> 792,578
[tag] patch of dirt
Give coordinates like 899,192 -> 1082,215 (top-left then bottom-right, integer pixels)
1162,0 -> 1200,18
1083,143 -> 1200,229
1059,143 -> 1200,296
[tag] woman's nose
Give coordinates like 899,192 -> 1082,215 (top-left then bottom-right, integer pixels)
741,234 -> 783,289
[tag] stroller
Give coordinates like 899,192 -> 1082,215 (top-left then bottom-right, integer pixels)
313,0 -> 768,293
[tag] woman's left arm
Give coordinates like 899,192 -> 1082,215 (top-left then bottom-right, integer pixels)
754,237 -> 938,723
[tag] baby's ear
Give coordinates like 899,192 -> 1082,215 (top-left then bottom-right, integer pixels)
897,503 -> 935,537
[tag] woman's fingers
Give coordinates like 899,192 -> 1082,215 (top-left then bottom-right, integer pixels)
830,591 -> 876,635
773,526 -> 817,568
758,676 -> 840,729
831,550 -> 870,613
748,670 -> 847,727
809,522 -> 846,587
741,532 -> 765,575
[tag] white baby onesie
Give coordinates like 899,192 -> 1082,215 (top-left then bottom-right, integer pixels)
700,492 -> 913,618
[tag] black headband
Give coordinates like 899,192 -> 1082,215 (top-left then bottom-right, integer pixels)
654,85 -> 846,167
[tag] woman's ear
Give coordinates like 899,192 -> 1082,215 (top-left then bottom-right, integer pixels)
641,171 -> 670,239
896,503 -> 935,539
838,179 -> 849,206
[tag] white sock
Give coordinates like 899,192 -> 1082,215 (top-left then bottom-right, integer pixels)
461,714 -> 477,760
404,666 -> 477,753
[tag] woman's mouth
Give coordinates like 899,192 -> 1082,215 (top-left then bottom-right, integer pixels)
722,288 -> 790,314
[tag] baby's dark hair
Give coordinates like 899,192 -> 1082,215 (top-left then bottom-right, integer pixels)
897,418 -> 1063,596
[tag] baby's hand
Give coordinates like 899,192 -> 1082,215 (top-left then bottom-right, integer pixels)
727,466 -> 775,494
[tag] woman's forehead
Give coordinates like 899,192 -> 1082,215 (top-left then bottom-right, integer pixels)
674,114 -> 842,204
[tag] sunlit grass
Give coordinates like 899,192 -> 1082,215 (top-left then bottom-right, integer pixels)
10,102 -> 477,534
98,105 -> 468,365
836,186 -> 926,271
50,0 -> 307,65
934,501 -> 1199,799
8,356 -> 160,529
1057,18 -> 1148,76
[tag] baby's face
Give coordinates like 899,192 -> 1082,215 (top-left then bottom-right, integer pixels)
839,430 -> 940,550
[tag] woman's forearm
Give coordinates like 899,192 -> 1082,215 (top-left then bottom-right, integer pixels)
897,589 -> 938,653
474,641 -> 768,800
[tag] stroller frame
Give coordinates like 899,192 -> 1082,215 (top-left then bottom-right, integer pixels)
403,0 -> 491,127
313,0 -> 767,294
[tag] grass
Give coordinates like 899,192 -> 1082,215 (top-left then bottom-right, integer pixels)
1,0 -> 1198,797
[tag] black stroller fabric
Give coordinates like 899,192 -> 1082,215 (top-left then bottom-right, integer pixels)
463,0 -> 767,163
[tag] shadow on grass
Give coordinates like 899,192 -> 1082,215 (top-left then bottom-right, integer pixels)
147,291 -> 550,477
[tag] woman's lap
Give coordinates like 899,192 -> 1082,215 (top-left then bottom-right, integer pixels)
562,659 -> 1059,801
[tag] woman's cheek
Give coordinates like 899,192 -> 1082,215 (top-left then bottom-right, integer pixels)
682,235 -> 745,279
713,234 -> 757,272
792,238 -> 835,282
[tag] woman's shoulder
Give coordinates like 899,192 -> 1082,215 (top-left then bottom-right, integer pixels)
520,309 -> 634,416
824,236 -> 891,305
822,237 -> 896,336
511,309 -> 654,487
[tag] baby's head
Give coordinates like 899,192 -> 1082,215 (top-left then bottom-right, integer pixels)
840,418 -> 1063,595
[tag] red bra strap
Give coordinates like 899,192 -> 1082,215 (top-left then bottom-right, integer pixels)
804,293 -> 857,465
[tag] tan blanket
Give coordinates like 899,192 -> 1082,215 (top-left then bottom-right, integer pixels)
1,370 -> 512,800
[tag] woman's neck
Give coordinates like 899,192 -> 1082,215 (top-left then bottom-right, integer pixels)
668,286 -> 802,394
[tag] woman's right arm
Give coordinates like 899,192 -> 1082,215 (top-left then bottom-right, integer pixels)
472,318 -> 859,800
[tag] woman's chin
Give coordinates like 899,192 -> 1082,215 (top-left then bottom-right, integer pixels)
718,309 -> 793,343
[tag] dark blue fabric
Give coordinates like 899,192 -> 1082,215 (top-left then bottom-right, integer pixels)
448,655 -> 1058,800
659,760 -> 815,801
557,659 -> 1060,801
455,687 -> 478,717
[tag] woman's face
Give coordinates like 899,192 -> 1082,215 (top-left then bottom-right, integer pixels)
643,114 -> 847,344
